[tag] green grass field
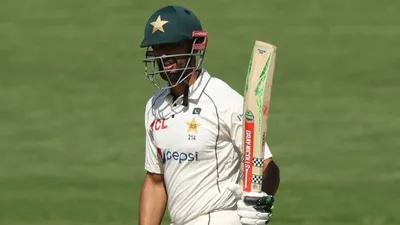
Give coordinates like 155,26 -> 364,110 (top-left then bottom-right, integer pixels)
1,0 -> 400,224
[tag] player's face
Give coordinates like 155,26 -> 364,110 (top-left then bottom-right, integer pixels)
153,42 -> 193,84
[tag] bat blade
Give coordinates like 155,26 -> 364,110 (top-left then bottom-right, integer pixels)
241,40 -> 277,193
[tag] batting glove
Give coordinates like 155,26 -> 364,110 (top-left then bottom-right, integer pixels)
227,183 -> 274,225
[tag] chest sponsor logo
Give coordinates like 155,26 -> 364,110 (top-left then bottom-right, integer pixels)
157,148 -> 199,164
150,119 -> 167,131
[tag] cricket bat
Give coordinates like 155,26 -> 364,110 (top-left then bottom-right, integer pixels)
241,40 -> 277,193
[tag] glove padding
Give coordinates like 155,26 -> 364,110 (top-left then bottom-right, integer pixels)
228,183 -> 274,225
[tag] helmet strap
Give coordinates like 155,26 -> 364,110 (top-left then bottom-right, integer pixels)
183,79 -> 189,107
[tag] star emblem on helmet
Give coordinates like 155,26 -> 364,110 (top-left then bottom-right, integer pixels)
150,15 -> 169,34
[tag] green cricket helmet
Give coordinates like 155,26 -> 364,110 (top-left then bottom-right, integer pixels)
140,5 -> 208,91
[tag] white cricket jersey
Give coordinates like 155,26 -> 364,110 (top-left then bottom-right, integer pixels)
144,69 -> 273,225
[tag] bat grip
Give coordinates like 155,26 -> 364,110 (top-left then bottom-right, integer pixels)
243,196 -> 261,205
243,195 -> 275,206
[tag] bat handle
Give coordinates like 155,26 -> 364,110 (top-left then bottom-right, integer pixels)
243,195 -> 274,205
243,196 -> 261,205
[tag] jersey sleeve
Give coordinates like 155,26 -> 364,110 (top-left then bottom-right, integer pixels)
228,95 -> 273,160
144,129 -> 163,174
144,102 -> 163,174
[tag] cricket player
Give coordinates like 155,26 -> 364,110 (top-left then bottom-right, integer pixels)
139,5 -> 280,225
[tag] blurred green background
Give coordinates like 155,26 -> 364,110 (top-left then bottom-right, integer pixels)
1,0 -> 399,224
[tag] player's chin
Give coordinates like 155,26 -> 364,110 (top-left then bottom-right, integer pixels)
166,73 -> 181,82
160,69 -> 183,84
160,72 -> 176,80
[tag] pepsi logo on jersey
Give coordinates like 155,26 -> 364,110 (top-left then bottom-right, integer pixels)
157,148 -> 199,164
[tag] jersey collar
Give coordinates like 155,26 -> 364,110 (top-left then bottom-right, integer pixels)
188,69 -> 211,100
